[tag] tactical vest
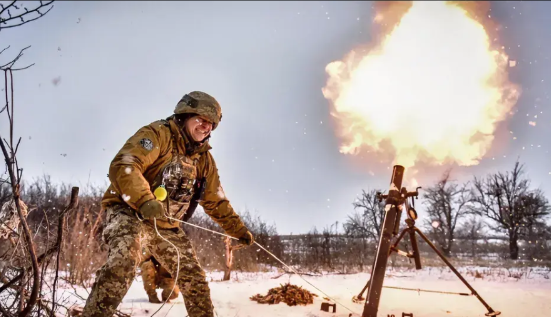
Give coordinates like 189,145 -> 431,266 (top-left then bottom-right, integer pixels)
150,120 -> 205,227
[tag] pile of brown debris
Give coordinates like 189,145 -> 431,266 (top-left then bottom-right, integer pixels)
250,283 -> 318,306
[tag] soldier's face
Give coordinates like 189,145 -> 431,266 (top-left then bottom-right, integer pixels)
186,115 -> 213,142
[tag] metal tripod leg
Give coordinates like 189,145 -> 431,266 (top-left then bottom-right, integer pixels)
355,224 -> 501,317
413,227 -> 501,316
362,203 -> 400,317
354,225 -> 413,302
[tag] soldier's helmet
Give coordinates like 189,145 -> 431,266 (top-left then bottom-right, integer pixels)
174,91 -> 222,130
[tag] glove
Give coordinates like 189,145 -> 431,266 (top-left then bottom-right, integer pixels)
238,230 -> 254,246
139,199 -> 165,220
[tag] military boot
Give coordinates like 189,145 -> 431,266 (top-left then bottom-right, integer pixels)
158,274 -> 180,302
156,264 -> 179,302
140,260 -> 162,304
147,291 -> 162,304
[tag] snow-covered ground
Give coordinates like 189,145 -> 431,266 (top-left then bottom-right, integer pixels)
60,267 -> 551,317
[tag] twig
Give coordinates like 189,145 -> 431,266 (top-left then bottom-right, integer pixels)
37,209 -> 53,317
0,1 -> 17,18
10,64 -> 34,71
0,270 -> 24,293
0,1 -> 55,30
18,267 -> 25,312
36,298 -> 56,316
59,277 -> 86,301
115,310 -> 132,317
51,187 -> 78,315
0,195 -> 79,297
0,303 -> 14,317
0,46 -> 30,70
51,211 -> 64,315
0,45 -> 10,55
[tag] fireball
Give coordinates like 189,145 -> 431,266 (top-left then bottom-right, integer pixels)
322,1 -> 520,169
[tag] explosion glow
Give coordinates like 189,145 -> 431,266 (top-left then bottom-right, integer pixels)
322,1 -> 520,169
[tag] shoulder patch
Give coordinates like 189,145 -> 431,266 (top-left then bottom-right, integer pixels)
139,138 -> 154,151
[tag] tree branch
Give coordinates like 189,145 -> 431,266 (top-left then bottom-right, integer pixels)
0,1 -> 54,30
0,46 -> 33,71
51,187 -> 79,314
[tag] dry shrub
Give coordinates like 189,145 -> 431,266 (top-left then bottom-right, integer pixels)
16,178 -> 107,286
62,195 -> 107,286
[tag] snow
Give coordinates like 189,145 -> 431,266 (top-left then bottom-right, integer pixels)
57,267 -> 551,317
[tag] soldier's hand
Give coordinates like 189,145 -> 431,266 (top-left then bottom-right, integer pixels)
238,230 -> 254,246
139,199 -> 165,220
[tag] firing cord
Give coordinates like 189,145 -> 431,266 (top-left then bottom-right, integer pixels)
383,285 -> 471,296
147,216 -> 468,316
165,216 -> 361,316
148,218 -> 221,317
149,218 -> 181,317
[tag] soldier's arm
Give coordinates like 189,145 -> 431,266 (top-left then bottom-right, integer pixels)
108,124 -> 164,210
200,152 -> 247,238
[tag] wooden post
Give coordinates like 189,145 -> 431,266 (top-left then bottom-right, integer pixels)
223,237 -> 233,281
223,237 -> 245,281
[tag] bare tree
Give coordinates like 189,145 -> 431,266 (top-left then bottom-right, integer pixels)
456,216 -> 484,258
0,2 -> 59,316
521,218 -> 551,262
422,170 -> 472,257
471,161 -> 550,260
1,61 -> 42,317
344,189 -> 385,241
321,222 -> 339,269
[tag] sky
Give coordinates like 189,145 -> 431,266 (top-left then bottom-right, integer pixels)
1,1 -> 550,234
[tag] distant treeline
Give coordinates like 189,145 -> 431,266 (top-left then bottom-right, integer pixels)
0,160 -> 549,284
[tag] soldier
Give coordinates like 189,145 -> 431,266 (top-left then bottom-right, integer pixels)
81,91 -> 254,317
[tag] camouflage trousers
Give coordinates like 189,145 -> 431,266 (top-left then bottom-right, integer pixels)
81,206 -> 213,317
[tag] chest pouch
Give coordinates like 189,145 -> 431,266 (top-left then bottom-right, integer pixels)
154,155 -> 198,220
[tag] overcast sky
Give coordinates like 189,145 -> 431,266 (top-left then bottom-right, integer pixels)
1,1 -> 550,234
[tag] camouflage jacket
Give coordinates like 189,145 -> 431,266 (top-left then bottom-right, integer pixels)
102,116 -> 247,237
